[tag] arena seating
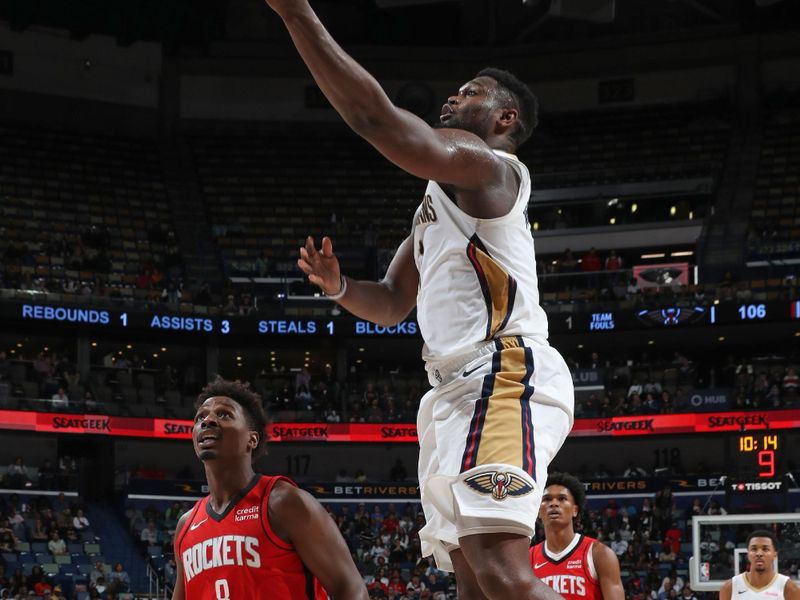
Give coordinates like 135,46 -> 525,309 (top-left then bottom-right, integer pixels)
1,347 -> 798,422
122,487 -> 739,600
0,122 -> 182,303
524,100 -> 730,189
0,491 -> 139,599
748,108 -> 800,261
188,101 -> 730,281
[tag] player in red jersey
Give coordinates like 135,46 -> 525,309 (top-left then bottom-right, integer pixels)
172,377 -> 367,600
530,473 -> 624,600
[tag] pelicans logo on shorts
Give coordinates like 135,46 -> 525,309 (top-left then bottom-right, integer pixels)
464,471 -> 534,500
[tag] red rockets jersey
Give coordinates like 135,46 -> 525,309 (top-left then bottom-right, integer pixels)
530,534 -> 603,600
177,475 -> 327,599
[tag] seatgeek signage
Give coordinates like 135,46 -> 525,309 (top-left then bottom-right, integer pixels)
0,409 -> 798,442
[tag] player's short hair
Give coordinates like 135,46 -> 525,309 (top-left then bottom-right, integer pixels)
747,529 -> 778,551
196,376 -> 268,458
545,472 -> 586,515
476,67 -> 539,148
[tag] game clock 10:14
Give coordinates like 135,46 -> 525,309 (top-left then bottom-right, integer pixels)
732,434 -> 782,478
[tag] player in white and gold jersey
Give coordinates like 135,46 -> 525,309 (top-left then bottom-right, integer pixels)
720,530 -> 799,600
267,0 -> 573,598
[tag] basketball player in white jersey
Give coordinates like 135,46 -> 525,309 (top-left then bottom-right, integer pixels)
266,1 -> 574,598
719,530 -> 799,600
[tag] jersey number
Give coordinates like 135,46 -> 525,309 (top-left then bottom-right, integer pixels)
215,579 -> 230,600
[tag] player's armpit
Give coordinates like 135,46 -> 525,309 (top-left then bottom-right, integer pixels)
592,542 -> 625,600
719,579 -> 732,600
378,235 -> 418,323
269,483 -> 368,600
171,513 -> 190,600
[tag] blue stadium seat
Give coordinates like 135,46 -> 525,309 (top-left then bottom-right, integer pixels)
31,542 -> 48,553
68,543 -> 83,554
22,561 -> 37,576
83,543 -> 101,555
72,553 -> 90,565
80,531 -> 95,543
147,545 -> 162,557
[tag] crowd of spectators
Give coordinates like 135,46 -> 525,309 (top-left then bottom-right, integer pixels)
0,492 -> 131,598
572,350 -> 800,419
0,228 -> 184,306
3,341 -> 799,425
253,347 -> 800,424
0,348 -> 201,417
131,484 -> 755,600
0,456 -> 78,492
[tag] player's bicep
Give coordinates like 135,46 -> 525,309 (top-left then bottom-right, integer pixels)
171,514 -> 189,600
356,106 -> 500,189
273,487 -> 366,598
719,580 -> 732,600
594,544 -> 624,600
785,581 -> 800,600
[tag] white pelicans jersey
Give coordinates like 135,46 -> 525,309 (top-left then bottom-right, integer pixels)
412,150 -> 548,362
731,573 -> 789,600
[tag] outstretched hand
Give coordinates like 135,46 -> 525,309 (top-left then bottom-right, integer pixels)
298,236 -> 342,296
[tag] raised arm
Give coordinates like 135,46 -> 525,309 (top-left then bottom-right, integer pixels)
298,235 -> 418,327
264,0 -> 503,190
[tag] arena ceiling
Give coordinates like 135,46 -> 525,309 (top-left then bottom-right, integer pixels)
1,0 -> 798,52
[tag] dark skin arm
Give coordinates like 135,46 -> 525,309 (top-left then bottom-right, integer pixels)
786,580 -> 800,600
264,0 -> 520,219
270,480 -> 368,600
171,512 -> 190,600
592,541 -> 625,600
719,579 -> 732,600
297,234 -> 418,327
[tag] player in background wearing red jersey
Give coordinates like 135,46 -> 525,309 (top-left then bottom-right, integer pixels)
172,377 -> 367,600
530,473 -> 624,600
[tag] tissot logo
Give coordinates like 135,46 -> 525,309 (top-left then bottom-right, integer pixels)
164,423 -> 192,435
707,414 -> 767,428
596,418 -> 654,433
381,426 -> 417,439
52,417 -> 110,431
731,481 -> 783,492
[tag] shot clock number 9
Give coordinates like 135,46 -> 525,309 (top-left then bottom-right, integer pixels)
737,434 -> 779,478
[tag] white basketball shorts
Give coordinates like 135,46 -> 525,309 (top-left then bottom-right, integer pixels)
417,335 -> 574,572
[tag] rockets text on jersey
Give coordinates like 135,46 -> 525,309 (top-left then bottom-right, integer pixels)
177,475 -> 326,600
530,534 -> 602,600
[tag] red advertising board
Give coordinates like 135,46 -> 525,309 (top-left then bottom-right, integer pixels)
0,409 -> 797,442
